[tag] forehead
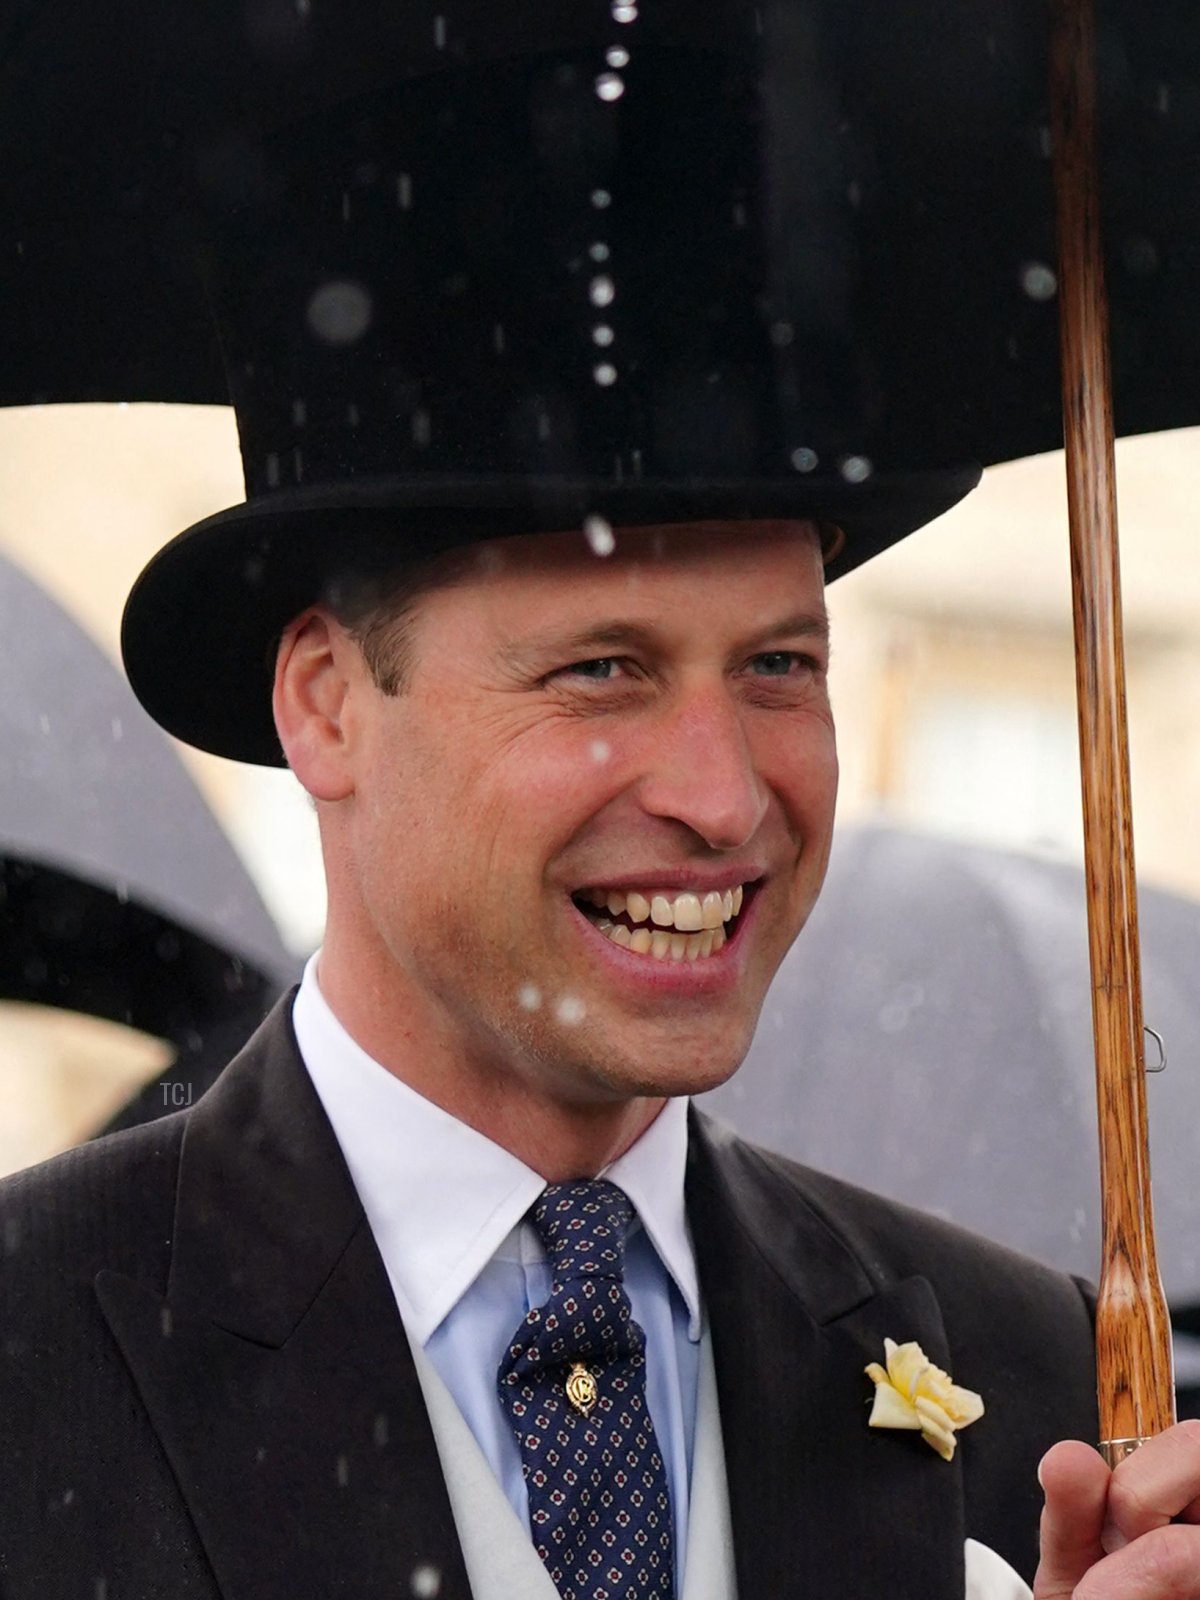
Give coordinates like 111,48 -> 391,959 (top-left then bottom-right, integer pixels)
437,519 -> 827,619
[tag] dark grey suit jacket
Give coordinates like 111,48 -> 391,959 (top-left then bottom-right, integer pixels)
0,995 -> 1098,1597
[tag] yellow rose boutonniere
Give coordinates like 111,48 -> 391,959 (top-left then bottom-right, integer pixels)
864,1338 -> 984,1461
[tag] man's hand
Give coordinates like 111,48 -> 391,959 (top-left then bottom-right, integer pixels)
1034,1420 -> 1200,1598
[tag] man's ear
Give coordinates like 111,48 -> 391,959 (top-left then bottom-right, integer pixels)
273,609 -> 359,801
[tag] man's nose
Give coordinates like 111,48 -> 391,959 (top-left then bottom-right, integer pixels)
635,683 -> 769,851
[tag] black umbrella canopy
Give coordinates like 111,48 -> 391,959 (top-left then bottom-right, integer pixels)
0,548 -> 295,1038
1,0 -> 1198,471
700,824 -> 1200,1308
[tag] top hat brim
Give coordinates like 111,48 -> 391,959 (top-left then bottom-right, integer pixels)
122,465 -> 979,766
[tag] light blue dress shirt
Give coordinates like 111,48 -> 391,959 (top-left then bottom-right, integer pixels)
292,955 -> 703,1592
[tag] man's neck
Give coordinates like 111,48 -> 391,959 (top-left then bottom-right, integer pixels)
314,945 -> 666,1181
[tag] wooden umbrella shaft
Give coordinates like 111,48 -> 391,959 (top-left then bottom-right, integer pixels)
1048,0 -> 1175,1456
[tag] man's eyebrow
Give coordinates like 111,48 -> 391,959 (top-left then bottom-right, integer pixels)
504,612 -> 831,662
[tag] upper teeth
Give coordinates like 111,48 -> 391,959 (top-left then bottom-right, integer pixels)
583,884 -> 744,930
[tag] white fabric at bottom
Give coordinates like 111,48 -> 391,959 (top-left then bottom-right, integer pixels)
965,1537 -> 1034,1600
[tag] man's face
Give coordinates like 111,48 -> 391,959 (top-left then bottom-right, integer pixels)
326,520 -> 837,1108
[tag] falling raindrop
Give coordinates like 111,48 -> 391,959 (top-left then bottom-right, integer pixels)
611,0 -> 638,20
584,514 -> 616,556
595,72 -> 625,102
590,189 -> 612,209
244,555 -> 266,584
292,397 -> 307,426
160,1307 -> 173,1338
62,1489 -> 75,1507
556,996 -> 587,1025
589,275 -> 615,307
295,0 -> 310,14
593,363 -> 618,386
592,325 -> 615,347
292,446 -> 305,482
117,401 -> 129,412
607,44 -> 630,66
846,180 -> 862,209
731,202 -> 747,229
410,1566 -> 442,1600
396,172 -> 413,209
589,242 -> 610,262
412,408 -> 432,447
110,717 -> 123,742
769,321 -> 794,348
306,280 -> 373,345
336,1454 -> 350,1487
518,983 -> 542,1011
840,454 -> 873,484
347,402 -> 361,427
38,713 -> 50,735
374,1413 -> 390,1447
1155,82 -> 1171,115
433,14 -> 446,48
590,739 -> 612,763
493,324 -> 506,354
1121,236 -> 1159,276
265,452 -> 281,488
790,447 -> 819,473
1018,261 -> 1057,302
341,191 -> 351,223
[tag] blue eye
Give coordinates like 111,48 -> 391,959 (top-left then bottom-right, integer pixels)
563,658 -> 622,680
751,651 -> 809,677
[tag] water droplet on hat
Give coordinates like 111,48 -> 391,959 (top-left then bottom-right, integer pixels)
518,984 -> 542,1011
606,46 -> 630,67
593,363 -> 618,386
410,1566 -> 442,1599
306,280 -> 373,344
589,275 -> 615,307
1018,261 -> 1057,302
1121,236 -> 1159,275
790,447 -> 819,473
592,325 -> 614,346
840,454 -> 873,484
595,72 -> 625,102
584,515 -> 616,556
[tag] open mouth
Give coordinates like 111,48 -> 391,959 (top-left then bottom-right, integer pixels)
570,882 -> 756,962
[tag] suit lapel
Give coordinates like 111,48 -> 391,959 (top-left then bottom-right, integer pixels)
687,1112 -> 965,1600
96,998 -> 473,1600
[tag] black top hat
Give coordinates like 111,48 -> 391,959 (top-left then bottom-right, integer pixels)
122,12 -> 979,766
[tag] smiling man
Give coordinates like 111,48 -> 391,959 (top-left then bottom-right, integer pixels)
283,523 -> 837,1180
6,25 -> 1200,1600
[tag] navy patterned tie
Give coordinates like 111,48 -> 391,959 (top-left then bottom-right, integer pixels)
496,1180 -> 674,1600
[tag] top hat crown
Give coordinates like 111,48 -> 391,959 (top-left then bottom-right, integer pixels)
122,2 -> 979,764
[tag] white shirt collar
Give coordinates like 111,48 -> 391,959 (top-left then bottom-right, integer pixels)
292,953 -> 702,1344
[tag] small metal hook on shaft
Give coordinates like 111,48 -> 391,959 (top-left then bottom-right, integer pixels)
1144,1025 -> 1166,1074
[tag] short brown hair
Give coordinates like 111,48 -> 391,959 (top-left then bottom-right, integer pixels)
321,544 -> 472,695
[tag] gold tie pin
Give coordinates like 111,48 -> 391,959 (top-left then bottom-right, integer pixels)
565,1362 -> 597,1416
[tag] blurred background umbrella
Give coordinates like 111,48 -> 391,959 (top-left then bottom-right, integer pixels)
0,548 -> 294,1124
